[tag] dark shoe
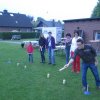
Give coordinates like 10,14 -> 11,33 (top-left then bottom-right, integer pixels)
96,86 -> 100,90
40,62 -> 45,64
48,63 -> 51,64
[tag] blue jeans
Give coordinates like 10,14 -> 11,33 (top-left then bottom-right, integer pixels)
65,47 -> 70,64
82,63 -> 100,88
48,47 -> 55,64
40,47 -> 45,63
28,53 -> 33,63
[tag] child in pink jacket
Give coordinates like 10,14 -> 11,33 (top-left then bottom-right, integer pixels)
26,42 -> 34,63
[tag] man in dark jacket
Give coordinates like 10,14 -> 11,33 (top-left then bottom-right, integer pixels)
46,32 -> 56,65
60,38 -> 100,91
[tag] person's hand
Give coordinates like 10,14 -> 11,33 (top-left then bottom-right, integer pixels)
64,64 -> 69,69
59,64 -> 68,71
46,48 -> 48,52
95,57 -> 98,66
95,60 -> 98,66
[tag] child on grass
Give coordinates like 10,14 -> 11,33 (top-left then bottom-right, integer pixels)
25,42 -> 34,63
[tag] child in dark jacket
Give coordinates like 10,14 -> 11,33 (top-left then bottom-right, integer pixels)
26,42 -> 34,63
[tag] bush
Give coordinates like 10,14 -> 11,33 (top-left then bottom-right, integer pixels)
1,32 -> 12,40
0,33 -> 3,39
0,32 -> 40,40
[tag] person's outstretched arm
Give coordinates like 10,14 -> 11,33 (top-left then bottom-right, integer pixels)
59,58 -> 74,71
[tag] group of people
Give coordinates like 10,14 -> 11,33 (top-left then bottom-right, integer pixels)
65,31 -> 82,73
25,31 -> 56,65
64,31 -> 100,91
25,31 -> 100,91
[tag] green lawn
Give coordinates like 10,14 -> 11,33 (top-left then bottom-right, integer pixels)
0,42 -> 100,100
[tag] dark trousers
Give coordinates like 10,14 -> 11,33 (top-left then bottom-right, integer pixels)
65,47 -> 70,64
40,47 -> 45,63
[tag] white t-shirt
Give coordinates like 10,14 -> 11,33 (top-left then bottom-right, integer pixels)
48,37 -> 51,47
70,36 -> 82,52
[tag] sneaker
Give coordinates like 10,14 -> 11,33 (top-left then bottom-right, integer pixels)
71,70 -> 75,73
76,71 -> 80,74
82,87 -> 87,92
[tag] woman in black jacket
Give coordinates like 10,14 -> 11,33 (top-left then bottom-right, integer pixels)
39,33 -> 46,63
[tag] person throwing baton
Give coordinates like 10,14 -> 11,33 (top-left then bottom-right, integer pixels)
59,38 -> 100,91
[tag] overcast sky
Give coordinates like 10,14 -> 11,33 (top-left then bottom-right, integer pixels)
0,0 -> 98,21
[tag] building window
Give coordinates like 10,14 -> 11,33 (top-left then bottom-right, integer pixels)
15,21 -> 18,24
95,32 -> 100,40
93,30 -> 100,40
10,14 -> 14,17
0,13 -> 2,15
27,29 -> 31,32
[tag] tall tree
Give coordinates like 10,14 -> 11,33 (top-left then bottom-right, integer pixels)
91,0 -> 100,18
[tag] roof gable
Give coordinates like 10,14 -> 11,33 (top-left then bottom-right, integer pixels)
37,17 -> 62,27
0,10 -> 33,28
63,18 -> 100,23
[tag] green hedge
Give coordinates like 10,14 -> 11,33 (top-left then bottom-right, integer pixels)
0,32 -> 40,40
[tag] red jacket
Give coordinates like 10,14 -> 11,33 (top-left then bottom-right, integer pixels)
26,44 -> 34,53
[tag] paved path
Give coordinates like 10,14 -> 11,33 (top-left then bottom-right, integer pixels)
0,40 -> 21,44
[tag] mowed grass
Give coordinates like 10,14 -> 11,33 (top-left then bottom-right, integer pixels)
0,42 -> 100,100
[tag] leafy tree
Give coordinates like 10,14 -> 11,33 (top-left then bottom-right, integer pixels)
91,0 -> 100,18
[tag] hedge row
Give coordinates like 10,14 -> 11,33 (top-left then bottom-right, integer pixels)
0,32 -> 40,40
